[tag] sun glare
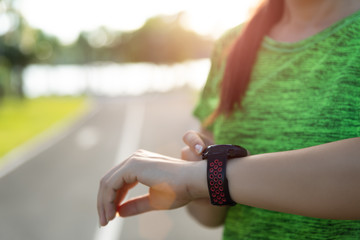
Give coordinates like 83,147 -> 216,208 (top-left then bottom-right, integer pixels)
16,0 -> 258,43
181,1 -> 258,36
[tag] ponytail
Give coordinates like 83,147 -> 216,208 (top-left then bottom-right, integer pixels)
205,0 -> 284,125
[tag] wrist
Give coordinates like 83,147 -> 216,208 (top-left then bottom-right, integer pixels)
202,144 -> 248,206
186,160 -> 208,200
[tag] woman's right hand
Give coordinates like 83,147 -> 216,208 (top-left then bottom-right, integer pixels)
181,130 -> 214,162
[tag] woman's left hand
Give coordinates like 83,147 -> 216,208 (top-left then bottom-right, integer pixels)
97,149 -> 207,227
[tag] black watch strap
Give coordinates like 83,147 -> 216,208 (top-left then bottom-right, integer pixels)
202,144 -> 248,206
207,153 -> 236,206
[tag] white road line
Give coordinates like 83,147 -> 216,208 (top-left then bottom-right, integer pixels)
115,102 -> 146,165
93,101 -> 145,240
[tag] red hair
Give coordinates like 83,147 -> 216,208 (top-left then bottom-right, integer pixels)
206,0 -> 284,125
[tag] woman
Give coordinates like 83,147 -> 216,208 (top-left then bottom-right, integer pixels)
97,0 -> 360,238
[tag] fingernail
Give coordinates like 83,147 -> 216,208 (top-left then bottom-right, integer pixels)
195,144 -> 203,154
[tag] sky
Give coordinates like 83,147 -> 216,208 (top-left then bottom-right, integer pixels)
15,0 -> 258,44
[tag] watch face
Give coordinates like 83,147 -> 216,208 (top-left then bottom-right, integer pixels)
202,144 -> 248,159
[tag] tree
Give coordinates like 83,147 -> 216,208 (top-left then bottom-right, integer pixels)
117,13 -> 213,63
0,0 -> 33,99
47,13 -> 214,64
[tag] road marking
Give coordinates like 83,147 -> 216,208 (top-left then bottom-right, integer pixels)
114,102 -> 146,165
93,101 -> 145,240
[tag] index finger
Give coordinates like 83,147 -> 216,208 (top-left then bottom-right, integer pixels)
97,162 -> 128,226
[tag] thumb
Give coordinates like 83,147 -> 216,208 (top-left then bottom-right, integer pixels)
117,195 -> 153,217
182,130 -> 206,155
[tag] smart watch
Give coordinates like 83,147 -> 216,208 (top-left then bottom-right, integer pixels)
202,144 -> 248,206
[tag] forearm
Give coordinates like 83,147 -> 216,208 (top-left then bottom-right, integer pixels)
227,137 -> 360,219
186,199 -> 228,227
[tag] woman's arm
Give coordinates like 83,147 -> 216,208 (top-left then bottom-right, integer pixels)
228,137 -> 360,220
182,129 -> 229,227
97,137 -> 360,227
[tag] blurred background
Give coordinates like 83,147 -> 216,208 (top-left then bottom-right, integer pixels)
0,0 -> 255,239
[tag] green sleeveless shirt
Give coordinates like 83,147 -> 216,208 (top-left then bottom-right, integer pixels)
194,10 -> 360,240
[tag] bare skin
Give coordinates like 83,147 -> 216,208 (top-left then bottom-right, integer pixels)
97,149 -> 207,226
227,137 -> 360,220
269,0 -> 360,42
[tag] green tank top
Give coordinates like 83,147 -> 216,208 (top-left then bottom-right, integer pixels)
194,10 -> 360,240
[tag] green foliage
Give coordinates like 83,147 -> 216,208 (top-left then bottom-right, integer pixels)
119,14 -> 213,63
0,8 -> 214,98
0,1 -> 34,98
0,97 -> 88,162
49,13 -> 214,64
0,9 -> 214,65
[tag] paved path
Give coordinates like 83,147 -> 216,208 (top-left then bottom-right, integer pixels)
0,89 -> 223,240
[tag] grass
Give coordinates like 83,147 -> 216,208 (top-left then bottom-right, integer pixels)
0,97 -> 88,165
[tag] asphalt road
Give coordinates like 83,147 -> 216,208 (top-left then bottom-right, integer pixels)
0,89 -> 223,240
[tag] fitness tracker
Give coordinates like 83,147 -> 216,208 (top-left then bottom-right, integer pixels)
202,144 -> 248,206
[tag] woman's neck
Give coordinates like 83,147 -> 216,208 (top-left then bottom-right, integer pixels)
269,0 -> 360,42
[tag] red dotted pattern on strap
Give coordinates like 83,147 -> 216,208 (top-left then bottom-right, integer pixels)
208,159 -> 228,205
